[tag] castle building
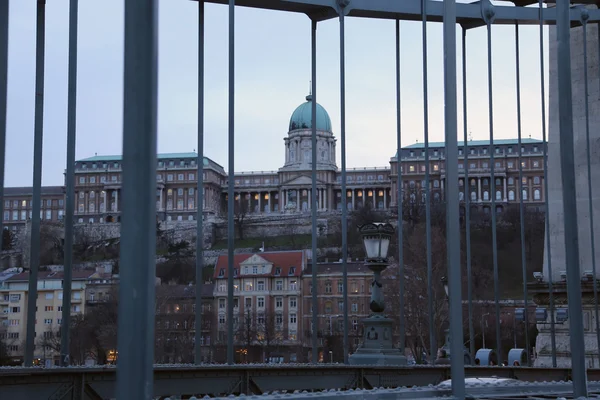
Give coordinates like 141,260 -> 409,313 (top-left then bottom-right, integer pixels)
1,94 -> 546,228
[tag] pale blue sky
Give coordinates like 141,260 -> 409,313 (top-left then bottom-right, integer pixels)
5,1 -> 548,186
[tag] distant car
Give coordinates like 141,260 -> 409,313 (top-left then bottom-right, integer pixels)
437,377 -> 519,389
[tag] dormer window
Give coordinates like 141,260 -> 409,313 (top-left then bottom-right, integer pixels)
275,267 -> 281,276
218,268 -> 225,277
244,266 -> 248,274
289,267 -> 296,275
233,268 -> 238,277
252,266 -> 258,274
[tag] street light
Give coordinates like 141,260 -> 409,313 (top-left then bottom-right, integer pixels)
349,222 -> 407,366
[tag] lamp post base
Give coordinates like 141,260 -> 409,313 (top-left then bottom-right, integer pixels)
349,315 -> 407,366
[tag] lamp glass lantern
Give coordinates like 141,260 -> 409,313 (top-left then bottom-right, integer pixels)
359,222 -> 395,262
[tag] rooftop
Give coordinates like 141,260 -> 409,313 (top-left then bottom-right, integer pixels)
403,138 -> 543,150
4,186 -> 64,196
155,283 -> 215,299
214,250 -> 304,279
5,270 -> 98,282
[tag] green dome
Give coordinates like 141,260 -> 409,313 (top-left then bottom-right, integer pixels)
288,95 -> 332,133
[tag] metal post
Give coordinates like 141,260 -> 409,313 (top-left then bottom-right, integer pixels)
310,18 -> 319,364
442,0 -> 466,396
581,13 -> 600,363
337,10 -> 349,364
461,26 -> 474,364
395,19 -> 405,356
195,0 -> 205,366
556,0 -> 588,395
25,0 -> 46,367
226,0 -> 236,366
538,0 -> 557,367
483,16 -> 502,362
0,0 -> 8,244
60,0 -> 79,367
421,0 -> 435,364
116,0 -> 158,397
514,23 -> 530,366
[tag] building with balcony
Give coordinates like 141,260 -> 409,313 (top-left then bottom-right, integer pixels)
212,250 -> 305,363
0,270 -> 96,364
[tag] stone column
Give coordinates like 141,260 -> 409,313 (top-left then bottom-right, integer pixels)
351,189 -> 355,210
267,191 -> 273,213
115,190 -> 119,212
441,179 -> 444,201
384,188 -> 387,209
258,192 -> 262,213
503,178 -> 507,202
297,191 -> 300,212
477,178 -> 482,202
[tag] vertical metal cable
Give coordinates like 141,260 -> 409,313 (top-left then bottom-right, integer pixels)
442,0 -> 466,396
461,27 -> 474,364
581,14 -> 600,362
421,0 -> 435,364
395,19 -> 405,356
0,0 -> 8,245
226,0 -> 235,366
484,16 -> 502,362
538,0 -> 557,367
25,0 -> 46,367
338,11 -> 349,364
514,24 -> 531,366
116,0 -> 158,396
195,0 -> 205,365
556,0 -> 587,395
61,0 -> 79,367
310,19 -> 319,364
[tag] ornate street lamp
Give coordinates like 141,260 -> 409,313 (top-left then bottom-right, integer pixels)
349,222 -> 407,365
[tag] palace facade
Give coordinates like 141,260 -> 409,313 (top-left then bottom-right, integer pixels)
2,94 -> 546,228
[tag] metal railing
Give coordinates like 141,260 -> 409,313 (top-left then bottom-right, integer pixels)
1,0 -> 600,399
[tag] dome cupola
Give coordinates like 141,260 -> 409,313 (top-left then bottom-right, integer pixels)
288,94 -> 333,133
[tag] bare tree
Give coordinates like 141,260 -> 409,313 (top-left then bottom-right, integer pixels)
234,196 -> 250,241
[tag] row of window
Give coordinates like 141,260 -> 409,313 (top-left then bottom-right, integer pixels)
335,175 -> 387,183
458,189 -> 542,201
218,312 -> 298,326
4,199 -> 63,209
405,144 -> 541,158
218,296 -> 298,310
217,266 -> 295,278
4,209 -> 62,222
78,159 -> 200,171
405,159 -> 542,173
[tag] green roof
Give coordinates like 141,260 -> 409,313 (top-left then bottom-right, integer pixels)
289,94 -> 332,133
394,138 -> 544,158
78,152 -> 207,163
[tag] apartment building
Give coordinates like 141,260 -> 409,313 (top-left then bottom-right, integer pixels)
154,283 -> 215,364
212,250 -> 305,363
0,270 -> 95,364
302,262 -> 372,362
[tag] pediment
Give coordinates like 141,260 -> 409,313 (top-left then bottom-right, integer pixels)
282,175 -> 325,186
240,254 -> 269,266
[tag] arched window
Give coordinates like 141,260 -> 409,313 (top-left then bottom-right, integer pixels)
483,191 -> 489,201
433,180 -> 440,188
483,178 -> 489,186
496,191 -> 502,200
534,189 -> 541,200
495,178 -> 501,186
471,192 -> 477,201
508,177 -> 514,185
459,192 -> 464,201
470,178 -> 476,186
434,193 -> 441,202
459,179 -> 464,186
522,190 -> 528,200
533,176 -> 541,185
508,190 -> 515,201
